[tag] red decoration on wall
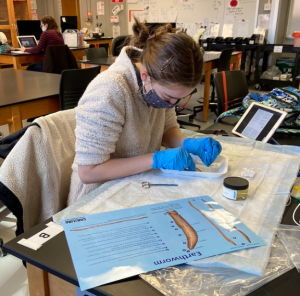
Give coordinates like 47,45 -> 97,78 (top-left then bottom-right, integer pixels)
230,0 -> 238,7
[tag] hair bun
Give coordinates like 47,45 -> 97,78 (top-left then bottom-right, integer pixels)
131,17 -> 149,49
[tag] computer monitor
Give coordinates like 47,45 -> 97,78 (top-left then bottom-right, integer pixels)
145,23 -> 176,34
60,16 -> 78,33
16,20 -> 42,41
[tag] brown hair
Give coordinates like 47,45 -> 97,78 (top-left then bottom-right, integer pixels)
41,15 -> 62,36
129,18 -> 203,88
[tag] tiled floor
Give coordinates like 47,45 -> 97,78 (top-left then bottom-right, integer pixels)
0,205 -> 29,296
0,82 -> 217,295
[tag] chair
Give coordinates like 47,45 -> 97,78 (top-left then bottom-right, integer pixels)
89,43 -> 109,55
112,35 -> 131,56
213,70 -> 248,124
27,45 -> 79,122
0,110 -> 76,232
42,45 -> 78,74
59,66 -> 101,110
0,201 -> 10,257
85,47 -> 108,59
193,48 -> 234,117
176,88 -> 201,130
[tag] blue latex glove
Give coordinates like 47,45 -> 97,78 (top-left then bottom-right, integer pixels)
152,147 -> 195,171
183,137 -> 222,167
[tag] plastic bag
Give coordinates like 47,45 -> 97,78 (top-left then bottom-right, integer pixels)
276,224 -> 300,272
0,32 -> 8,45
63,29 -> 84,48
260,65 -> 282,79
140,236 -> 293,296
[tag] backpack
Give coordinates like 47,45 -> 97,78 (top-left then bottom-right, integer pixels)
0,44 -> 12,53
216,86 -> 300,134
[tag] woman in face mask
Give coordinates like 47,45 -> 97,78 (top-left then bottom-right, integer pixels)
21,15 -> 64,71
67,18 -> 222,205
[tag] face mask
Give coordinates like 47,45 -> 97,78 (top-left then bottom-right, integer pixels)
41,26 -> 47,32
142,81 -> 174,109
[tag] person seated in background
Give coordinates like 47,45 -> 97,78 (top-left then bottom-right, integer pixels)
67,17 -> 222,205
21,15 -> 64,72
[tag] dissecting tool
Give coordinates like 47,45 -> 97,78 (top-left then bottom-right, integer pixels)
142,182 -> 178,189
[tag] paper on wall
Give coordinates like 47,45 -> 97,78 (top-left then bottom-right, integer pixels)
224,13 -> 235,25
181,0 -> 194,5
159,8 -> 169,22
185,23 -> 197,37
168,8 -> 178,22
148,9 -> 159,22
202,18 -> 211,38
127,0 -> 138,3
210,23 -> 220,37
236,19 -> 249,37
30,0 -> 37,10
113,25 -> 120,38
129,10 -> 145,23
31,12 -> 39,20
222,24 -> 233,37
257,14 -> 270,29
112,5 -> 121,16
97,1 -> 104,15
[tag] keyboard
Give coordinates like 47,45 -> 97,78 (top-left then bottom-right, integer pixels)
11,51 -> 29,54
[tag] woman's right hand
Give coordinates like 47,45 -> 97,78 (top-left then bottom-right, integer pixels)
20,46 -> 26,52
152,147 -> 195,171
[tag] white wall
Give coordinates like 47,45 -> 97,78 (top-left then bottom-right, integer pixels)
79,0 -> 128,37
35,0 -> 61,27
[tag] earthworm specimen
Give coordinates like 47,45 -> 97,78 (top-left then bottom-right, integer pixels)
167,210 -> 198,250
201,199 -> 251,243
188,201 -> 236,246
70,216 -> 148,231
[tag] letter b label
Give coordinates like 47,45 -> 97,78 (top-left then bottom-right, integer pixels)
39,233 -> 50,238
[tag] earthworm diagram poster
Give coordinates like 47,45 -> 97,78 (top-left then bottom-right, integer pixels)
62,196 -> 265,291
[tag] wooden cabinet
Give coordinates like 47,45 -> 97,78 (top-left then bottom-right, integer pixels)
0,0 -> 32,47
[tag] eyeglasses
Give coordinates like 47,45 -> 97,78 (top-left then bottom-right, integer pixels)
175,88 -> 198,101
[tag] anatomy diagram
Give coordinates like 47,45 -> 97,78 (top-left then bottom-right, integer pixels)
167,210 -> 198,250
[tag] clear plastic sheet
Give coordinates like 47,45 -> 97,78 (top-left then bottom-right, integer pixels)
53,134 -> 300,276
276,224 -> 300,272
260,65 -> 282,79
140,237 -> 293,296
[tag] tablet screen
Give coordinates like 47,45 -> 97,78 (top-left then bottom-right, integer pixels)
17,36 -> 37,48
232,103 -> 287,142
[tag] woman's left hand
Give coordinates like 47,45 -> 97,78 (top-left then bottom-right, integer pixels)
183,137 -> 222,167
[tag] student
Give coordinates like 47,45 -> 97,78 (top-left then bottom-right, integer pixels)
21,15 -> 64,71
67,18 -> 222,205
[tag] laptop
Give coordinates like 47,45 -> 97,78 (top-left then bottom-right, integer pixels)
232,102 -> 287,143
16,35 -> 38,48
